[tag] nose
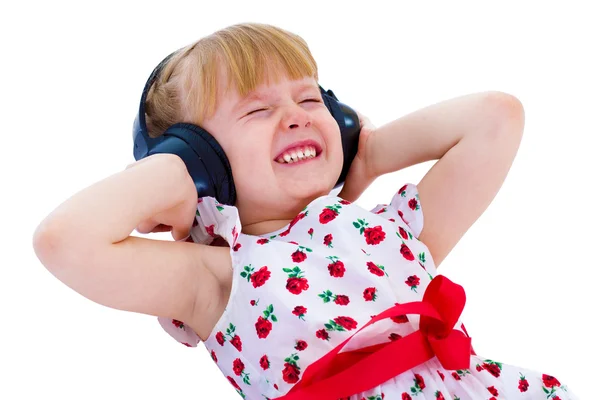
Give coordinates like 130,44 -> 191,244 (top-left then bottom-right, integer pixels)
281,103 -> 312,131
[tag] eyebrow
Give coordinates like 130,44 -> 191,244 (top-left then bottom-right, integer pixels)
232,82 -> 319,114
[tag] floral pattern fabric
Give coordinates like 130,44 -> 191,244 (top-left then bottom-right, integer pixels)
158,183 -> 576,400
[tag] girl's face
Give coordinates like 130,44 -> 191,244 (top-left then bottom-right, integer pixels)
200,65 -> 344,234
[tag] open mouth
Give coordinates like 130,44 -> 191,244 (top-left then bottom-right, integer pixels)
275,142 -> 323,165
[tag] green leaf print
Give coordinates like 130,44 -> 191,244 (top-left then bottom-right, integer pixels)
282,268 -> 293,273
324,319 -> 345,332
318,290 -> 334,303
261,304 -> 277,323
284,353 -> 300,368
299,245 -> 313,253
353,218 -> 370,236
226,323 -> 236,337
419,252 -> 426,263
216,205 -> 224,212
240,265 -> 255,282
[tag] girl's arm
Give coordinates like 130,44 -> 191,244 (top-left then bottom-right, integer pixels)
358,91 -> 525,266
32,154 -> 226,340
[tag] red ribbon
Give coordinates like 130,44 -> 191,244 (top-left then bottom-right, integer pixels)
275,275 -> 473,400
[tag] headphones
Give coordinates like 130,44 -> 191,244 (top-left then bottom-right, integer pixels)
132,50 -> 361,206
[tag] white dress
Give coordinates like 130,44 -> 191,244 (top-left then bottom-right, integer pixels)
158,183 -> 577,400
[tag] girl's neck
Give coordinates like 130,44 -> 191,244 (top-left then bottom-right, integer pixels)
241,219 -> 291,237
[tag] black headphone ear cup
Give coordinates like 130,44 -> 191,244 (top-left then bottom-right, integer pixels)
319,86 -> 361,187
160,123 -> 236,205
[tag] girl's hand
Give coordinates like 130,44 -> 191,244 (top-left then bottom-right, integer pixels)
338,111 -> 378,202
126,157 -> 198,241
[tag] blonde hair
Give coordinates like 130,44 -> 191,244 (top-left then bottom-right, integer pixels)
145,23 -> 319,138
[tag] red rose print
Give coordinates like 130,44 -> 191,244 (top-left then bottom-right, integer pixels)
327,260 -> 346,277
233,358 -> 245,376
452,372 -> 461,380
363,287 -> 377,301
172,319 -> 184,329
414,373 -> 425,389
250,266 -> 271,288
295,340 -> 308,351
308,228 -> 314,238
367,261 -> 385,277
542,374 -> 561,388
233,243 -> 241,251
488,386 -> 498,396
389,333 -> 401,341
230,335 -> 242,352
483,362 -> 501,377
210,350 -> 217,362
408,198 -> 418,210
334,294 -> 350,305
216,331 -> 225,346
206,224 -> 216,237
316,329 -> 330,340
405,275 -> 420,292
375,207 -> 386,214
283,267 -> 309,294
391,313 -> 409,323
323,233 -> 333,247
400,243 -> 415,261
334,316 -> 358,330
291,250 -> 307,263
437,371 -> 445,381
435,391 -> 444,400
289,212 -> 307,229
257,238 -> 269,244
339,199 -> 351,205
476,364 -> 483,372
255,316 -> 273,339
319,207 -> 340,224
364,225 -> 386,245
282,362 -> 301,384
227,376 -> 241,391
398,227 -> 408,240
250,300 -> 256,306
292,305 -> 307,320
286,277 -> 309,294
260,354 -> 270,370
398,210 -> 404,219
402,393 -> 412,400
398,184 -> 408,194
518,374 -> 529,392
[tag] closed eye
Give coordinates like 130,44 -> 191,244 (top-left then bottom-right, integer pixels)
246,108 -> 268,116
245,99 -> 322,116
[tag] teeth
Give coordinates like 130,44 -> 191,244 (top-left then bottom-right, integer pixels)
277,145 -> 318,164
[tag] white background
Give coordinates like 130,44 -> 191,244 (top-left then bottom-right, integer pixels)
2,0 -> 598,398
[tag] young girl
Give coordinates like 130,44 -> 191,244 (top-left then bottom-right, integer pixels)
33,23 -> 576,399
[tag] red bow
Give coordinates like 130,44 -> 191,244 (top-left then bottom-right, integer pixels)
275,275 -> 472,400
